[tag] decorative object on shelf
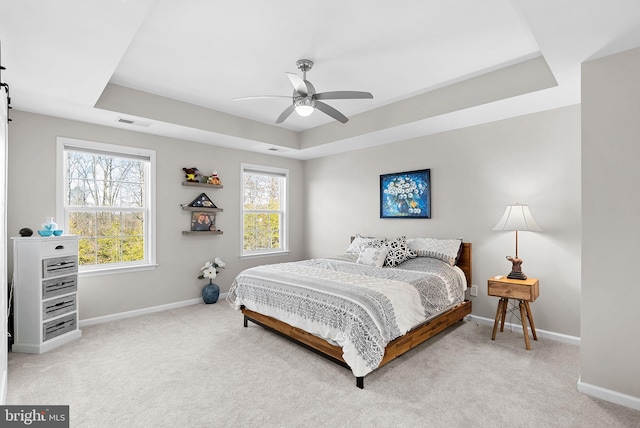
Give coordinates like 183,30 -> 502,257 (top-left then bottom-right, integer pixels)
182,167 -> 201,182
206,170 -> 222,186
53,230 -> 64,236
191,212 -> 216,231
37,230 -> 53,237
492,203 -> 542,280
41,217 -> 58,232
198,257 -> 226,304
18,227 -> 33,237
188,192 -> 217,208
380,169 -> 431,219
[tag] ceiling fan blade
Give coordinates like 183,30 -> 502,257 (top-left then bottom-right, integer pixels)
286,72 -> 309,96
233,95 -> 290,101
275,104 -> 295,124
315,91 -> 373,100
315,101 -> 348,124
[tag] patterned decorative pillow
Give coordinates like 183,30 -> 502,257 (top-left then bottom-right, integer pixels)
383,236 -> 416,267
346,233 -> 386,254
406,237 -> 462,266
356,246 -> 390,268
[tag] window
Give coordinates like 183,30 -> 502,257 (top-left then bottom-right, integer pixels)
57,137 -> 156,274
241,164 -> 288,257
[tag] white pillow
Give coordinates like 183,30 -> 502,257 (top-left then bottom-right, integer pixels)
347,233 -> 386,254
356,246 -> 390,268
406,237 -> 462,266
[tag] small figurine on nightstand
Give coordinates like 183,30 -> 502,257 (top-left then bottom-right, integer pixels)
207,171 -> 222,186
506,255 -> 527,280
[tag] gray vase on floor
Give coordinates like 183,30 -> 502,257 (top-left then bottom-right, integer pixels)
202,281 -> 220,304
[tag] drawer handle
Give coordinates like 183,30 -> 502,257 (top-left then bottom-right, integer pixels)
55,245 -> 64,250
51,280 -> 74,287
49,262 -> 74,268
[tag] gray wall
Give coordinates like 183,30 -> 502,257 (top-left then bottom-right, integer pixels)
7,111 -> 305,320
581,47 -> 640,400
305,105 -> 582,337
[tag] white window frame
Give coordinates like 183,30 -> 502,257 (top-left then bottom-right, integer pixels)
240,163 -> 289,259
56,137 -> 157,276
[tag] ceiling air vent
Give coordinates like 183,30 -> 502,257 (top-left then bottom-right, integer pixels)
116,117 -> 151,127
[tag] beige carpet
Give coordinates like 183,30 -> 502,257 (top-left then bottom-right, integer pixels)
7,303 -> 640,427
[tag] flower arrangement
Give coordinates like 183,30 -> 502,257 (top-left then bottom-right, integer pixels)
198,257 -> 226,281
381,172 -> 430,217
383,176 -> 427,215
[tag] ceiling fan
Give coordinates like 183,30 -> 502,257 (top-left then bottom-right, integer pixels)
234,59 -> 373,124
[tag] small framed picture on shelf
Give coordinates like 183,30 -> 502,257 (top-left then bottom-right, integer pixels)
191,212 -> 216,231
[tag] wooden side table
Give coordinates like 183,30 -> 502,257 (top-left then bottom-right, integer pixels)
487,276 -> 539,350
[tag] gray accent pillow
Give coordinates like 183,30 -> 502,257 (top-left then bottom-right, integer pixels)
384,236 -> 416,267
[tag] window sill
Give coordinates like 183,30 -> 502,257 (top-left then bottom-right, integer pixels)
240,250 -> 290,260
79,263 -> 158,277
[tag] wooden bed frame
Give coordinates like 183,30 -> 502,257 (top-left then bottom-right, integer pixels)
241,243 -> 473,389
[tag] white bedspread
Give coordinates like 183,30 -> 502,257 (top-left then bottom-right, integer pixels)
227,257 -> 465,377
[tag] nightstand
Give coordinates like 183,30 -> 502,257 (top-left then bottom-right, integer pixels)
488,276 -> 539,350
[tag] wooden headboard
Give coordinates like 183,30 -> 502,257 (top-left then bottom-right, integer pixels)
457,243 -> 472,286
349,236 -> 472,286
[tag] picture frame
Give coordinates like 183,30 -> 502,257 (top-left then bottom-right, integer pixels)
380,169 -> 431,218
191,212 -> 217,231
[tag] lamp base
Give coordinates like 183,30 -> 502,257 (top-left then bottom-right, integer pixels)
505,255 -> 527,280
507,270 -> 528,280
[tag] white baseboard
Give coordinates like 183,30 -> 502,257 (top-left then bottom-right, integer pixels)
577,376 -> 640,412
79,293 -> 229,327
466,314 -> 581,346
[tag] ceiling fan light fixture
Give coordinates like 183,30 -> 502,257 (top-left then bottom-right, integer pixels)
236,59 -> 373,124
294,97 -> 316,117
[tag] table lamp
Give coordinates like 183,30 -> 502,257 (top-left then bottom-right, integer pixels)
492,203 -> 541,280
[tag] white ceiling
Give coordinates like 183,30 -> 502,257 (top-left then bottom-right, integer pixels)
1,0 -> 640,159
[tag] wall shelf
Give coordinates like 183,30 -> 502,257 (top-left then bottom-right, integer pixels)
180,205 -> 222,213
182,181 -> 223,189
182,179 -> 222,235
182,230 -> 223,235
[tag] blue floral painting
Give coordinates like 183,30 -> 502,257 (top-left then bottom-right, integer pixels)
380,169 -> 431,218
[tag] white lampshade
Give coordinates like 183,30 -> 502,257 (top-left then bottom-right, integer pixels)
492,204 -> 542,232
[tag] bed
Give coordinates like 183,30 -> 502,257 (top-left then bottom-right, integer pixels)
227,236 -> 472,389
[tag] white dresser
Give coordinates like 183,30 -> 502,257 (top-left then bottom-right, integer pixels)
11,235 -> 82,353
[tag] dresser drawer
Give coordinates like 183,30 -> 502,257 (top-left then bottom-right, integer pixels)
42,274 -> 77,299
43,295 -> 77,321
43,313 -> 77,342
488,278 -> 539,301
41,238 -> 78,258
42,255 -> 78,278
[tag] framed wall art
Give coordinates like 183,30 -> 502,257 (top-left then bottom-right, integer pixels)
380,169 -> 431,218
